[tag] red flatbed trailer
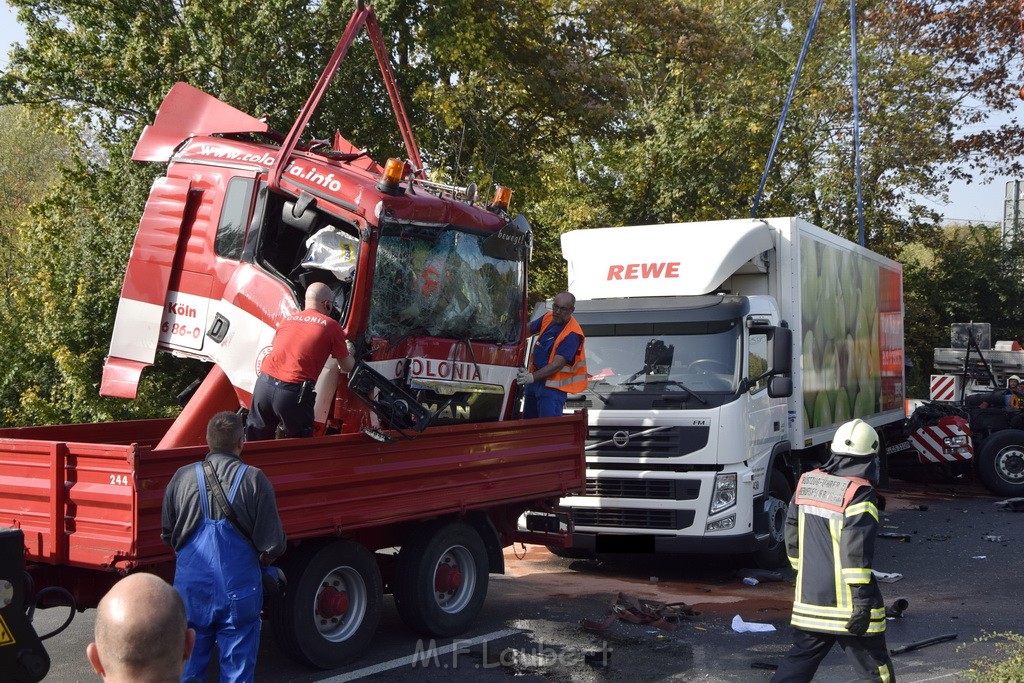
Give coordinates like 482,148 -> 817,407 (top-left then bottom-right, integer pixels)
0,413 -> 584,667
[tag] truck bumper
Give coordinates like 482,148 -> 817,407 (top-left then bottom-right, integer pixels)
570,530 -> 762,555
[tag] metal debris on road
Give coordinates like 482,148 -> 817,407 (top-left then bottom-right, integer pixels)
889,633 -> 957,655
983,534 -> 1008,542
994,497 -> 1024,511
872,570 -> 903,583
885,598 -> 909,618
878,532 -> 912,541
581,592 -> 699,632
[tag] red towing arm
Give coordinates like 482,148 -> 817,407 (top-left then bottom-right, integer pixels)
268,0 -> 424,192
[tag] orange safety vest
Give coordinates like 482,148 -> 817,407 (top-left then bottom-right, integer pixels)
530,313 -> 588,394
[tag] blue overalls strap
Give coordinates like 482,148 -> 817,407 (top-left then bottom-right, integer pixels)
227,464 -> 249,504
194,463 -> 211,519
193,462 -> 250,515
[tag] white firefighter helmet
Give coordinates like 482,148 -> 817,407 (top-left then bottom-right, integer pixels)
1009,375 -> 1021,388
831,418 -> 879,457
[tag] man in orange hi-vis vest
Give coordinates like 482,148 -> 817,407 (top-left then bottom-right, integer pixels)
517,291 -> 588,418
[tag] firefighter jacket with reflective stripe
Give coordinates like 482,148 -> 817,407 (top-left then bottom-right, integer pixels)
785,469 -> 886,636
530,313 -> 588,394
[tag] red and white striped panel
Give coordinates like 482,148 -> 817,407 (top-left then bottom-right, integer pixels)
930,375 -> 957,402
909,422 -> 973,464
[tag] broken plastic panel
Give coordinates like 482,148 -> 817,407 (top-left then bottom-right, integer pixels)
368,229 -> 524,342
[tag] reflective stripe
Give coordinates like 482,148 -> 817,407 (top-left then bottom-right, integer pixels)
547,361 -> 588,388
845,500 -> 878,521
831,518 -> 847,612
802,504 -> 844,521
843,567 -> 873,584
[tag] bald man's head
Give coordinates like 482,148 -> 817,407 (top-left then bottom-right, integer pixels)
87,573 -> 193,682
305,282 -> 333,313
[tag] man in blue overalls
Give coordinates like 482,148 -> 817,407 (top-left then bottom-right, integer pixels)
162,411 -> 286,682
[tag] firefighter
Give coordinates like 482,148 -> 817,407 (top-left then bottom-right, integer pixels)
772,419 -> 895,683
517,291 -> 588,418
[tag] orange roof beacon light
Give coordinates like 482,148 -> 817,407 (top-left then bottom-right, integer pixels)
378,157 -> 406,194
488,185 -> 512,213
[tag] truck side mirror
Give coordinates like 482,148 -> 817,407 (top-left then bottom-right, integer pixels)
771,325 -> 792,375
768,375 -> 793,398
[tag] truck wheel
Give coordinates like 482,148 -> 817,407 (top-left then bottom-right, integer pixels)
393,521 -> 489,637
751,470 -> 792,569
977,430 -> 1024,496
270,540 -> 382,669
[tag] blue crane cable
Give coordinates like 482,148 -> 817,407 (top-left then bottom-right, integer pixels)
850,0 -> 865,246
751,0 -> 827,219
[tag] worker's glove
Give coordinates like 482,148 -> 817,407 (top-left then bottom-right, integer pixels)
346,340 -> 356,358
516,370 -> 534,386
845,607 -> 871,636
261,566 -> 287,597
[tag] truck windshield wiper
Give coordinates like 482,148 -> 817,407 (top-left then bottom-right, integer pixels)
622,380 -> 707,404
584,381 -> 613,405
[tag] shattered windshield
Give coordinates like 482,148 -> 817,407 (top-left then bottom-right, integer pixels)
368,229 -> 524,342
583,320 -> 741,393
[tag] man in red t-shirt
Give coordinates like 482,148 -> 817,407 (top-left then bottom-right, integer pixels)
245,282 -> 355,440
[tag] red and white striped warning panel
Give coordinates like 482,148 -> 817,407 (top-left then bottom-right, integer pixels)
909,418 -> 973,464
930,375 -> 958,402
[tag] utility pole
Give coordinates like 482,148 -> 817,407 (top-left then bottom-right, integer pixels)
1003,180 -> 1023,242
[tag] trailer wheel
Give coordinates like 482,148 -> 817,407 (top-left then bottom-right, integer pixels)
752,470 -> 792,569
393,521 -> 488,637
270,540 -> 382,669
977,430 -> 1024,496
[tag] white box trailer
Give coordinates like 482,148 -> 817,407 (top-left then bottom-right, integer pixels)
556,217 -> 905,566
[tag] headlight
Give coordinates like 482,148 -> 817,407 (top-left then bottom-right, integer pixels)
944,435 -> 968,447
710,473 -> 737,514
706,515 -> 736,532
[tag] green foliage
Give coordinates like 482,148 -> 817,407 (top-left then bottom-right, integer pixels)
903,225 -> 1024,398
962,632 -> 1024,682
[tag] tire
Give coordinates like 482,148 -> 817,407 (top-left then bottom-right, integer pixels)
977,429 -> 1024,496
751,469 -> 792,569
393,522 -> 489,637
270,540 -> 382,669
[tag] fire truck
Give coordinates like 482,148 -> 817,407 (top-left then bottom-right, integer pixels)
902,323 -> 1024,496
0,2 -> 585,678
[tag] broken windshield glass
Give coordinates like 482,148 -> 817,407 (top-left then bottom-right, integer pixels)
368,228 -> 524,342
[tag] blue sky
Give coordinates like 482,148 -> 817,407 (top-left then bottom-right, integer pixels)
0,1 -> 1014,226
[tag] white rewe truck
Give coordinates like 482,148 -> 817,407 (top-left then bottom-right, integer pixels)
556,217 -> 906,567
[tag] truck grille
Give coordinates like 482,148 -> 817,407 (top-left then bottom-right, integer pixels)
585,478 -> 700,500
587,425 -> 709,459
571,508 -> 695,530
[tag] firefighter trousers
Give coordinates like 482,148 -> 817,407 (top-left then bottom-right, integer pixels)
771,628 -> 894,682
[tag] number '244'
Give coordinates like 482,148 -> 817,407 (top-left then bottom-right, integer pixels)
109,474 -> 129,486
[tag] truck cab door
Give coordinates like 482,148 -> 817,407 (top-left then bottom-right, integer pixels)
101,176 -> 195,398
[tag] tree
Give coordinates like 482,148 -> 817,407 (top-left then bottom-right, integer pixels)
903,224 -> 1024,397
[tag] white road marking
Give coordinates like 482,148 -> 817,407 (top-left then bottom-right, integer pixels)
307,628 -> 521,682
